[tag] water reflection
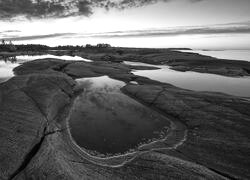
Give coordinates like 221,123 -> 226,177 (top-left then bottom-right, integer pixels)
0,56 -> 17,63
0,57 -> 19,83
124,61 -> 250,97
69,76 -> 170,155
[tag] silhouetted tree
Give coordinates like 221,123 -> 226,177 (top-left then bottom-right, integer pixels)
85,44 -> 93,48
1,39 -> 6,45
97,43 -> 111,48
0,39 -> 16,52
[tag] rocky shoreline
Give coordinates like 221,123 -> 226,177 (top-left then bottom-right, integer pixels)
0,58 -> 250,179
1,47 -> 250,77
69,48 -> 250,77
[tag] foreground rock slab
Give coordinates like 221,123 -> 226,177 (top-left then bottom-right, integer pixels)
0,59 -> 249,179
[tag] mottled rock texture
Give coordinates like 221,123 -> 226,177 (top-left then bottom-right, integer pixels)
0,59 -> 249,179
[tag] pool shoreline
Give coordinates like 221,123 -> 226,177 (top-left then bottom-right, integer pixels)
66,76 -> 187,163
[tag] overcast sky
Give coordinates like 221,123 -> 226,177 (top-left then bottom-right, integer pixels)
0,0 -> 250,49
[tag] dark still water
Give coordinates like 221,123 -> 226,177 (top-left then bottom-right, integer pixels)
69,76 -> 170,155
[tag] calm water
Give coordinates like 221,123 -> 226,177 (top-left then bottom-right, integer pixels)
69,76 -> 170,155
179,50 -> 250,62
0,60 -> 18,83
0,54 -> 92,83
124,61 -> 250,97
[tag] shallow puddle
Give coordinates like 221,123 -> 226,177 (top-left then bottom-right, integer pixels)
124,61 -> 250,97
69,76 -> 170,155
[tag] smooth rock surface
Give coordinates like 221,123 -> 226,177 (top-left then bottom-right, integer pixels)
0,59 -> 249,179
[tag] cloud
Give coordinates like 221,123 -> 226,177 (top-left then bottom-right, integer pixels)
2,21 -> 249,42
1,33 -> 76,41
78,1 -> 93,16
75,22 -> 250,38
0,0 -> 203,20
0,30 -> 21,37
0,0 -> 68,19
1,21 -> 249,42
1,30 -> 21,33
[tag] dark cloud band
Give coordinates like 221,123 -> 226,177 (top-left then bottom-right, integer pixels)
1,33 -> 76,41
87,26 -> 250,38
0,0 -> 203,20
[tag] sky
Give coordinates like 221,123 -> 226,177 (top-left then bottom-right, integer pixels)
0,0 -> 250,49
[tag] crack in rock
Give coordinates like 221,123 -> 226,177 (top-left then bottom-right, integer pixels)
9,127 -> 66,180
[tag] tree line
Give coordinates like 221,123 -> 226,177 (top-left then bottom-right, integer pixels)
0,40 -> 112,52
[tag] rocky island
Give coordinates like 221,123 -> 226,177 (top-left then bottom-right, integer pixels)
0,47 -> 250,179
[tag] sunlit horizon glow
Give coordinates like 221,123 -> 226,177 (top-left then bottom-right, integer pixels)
0,0 -> 250,49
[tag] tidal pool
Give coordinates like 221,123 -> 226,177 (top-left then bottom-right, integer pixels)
124,61 -> 250,98
69,76 -> 170,155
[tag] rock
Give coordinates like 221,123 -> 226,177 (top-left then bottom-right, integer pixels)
14,58 -> 71,75
75,48 -> 250,77
122,84 -> 250,179
1,58 -> 249,179
0,72 -> 76,179
170,65 -> 191,72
